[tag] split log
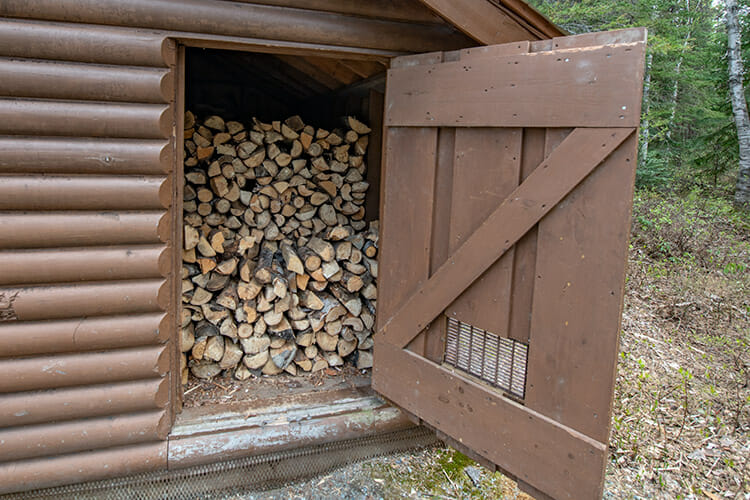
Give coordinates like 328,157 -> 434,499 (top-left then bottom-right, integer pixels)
298,246 -> 321,271
316,331 -> 338,352
330,284 -> 362,317
280,241 -> 304,275
307,237 -> 335,262
191,360 -> 222,379
219,341 -> 243,369
271,342 -> 297,369
244,350 -> 269,370
204,335 -> 225,362
356,350 -> 373,369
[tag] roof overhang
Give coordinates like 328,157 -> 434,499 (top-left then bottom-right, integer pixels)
417,0 -> 565,45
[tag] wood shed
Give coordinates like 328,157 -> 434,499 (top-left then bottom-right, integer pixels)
0,2 -> 646,499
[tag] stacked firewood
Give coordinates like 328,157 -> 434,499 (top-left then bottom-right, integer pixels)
180,112 -> 378,383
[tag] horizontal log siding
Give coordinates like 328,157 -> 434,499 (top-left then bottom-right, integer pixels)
0,19 -> 173,66
0,443 -> 169,495
0,0 -> 471,54
0,313 -> 168,357
0,346 -> 170,393
0,58 -> 173,103
0,15 -> 175,494
0,280 -> 169,322
0,99 -> 172,139
0,211 -> 168,249
0,411 -> 169,462
0,246 -> 168,286
0,176 -> 168,211
0,379 -> 169,428
0,137 -> 172,175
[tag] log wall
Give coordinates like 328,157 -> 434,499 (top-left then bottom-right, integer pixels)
0,0 -> 541,494
0,19 -> 176,494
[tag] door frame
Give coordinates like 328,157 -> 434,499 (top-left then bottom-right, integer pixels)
167,38 -> 394,418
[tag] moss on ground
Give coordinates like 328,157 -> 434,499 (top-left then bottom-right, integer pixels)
366,447 -> 533,499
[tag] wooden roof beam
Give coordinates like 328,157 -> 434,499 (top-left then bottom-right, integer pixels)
274,55 -> 342,90
416,0 -> 538,44
488,0 -> 566,39
337,59 -> 386,80
231,0 -> 445,25
226,52 -> 325,98
302,56 -> 361,86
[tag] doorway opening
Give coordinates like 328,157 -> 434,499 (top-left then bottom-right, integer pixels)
178,46 -> 387,411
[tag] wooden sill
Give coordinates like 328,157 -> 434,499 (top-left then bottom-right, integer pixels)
168,375 -> 413,468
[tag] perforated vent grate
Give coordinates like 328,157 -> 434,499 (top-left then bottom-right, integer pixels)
444,317 -> 528,399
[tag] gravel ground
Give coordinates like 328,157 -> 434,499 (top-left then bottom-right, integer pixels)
216,459 -> 390,500
213,446 -> 533,500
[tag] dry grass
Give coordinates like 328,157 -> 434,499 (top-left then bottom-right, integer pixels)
605,199 -> 750,499
606,263 -> 749,499
362,446 -> 534,500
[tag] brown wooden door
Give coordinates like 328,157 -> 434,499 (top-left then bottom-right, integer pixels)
372,28 -> 647,500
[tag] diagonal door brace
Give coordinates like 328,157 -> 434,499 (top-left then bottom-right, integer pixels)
379,126 -> 635,349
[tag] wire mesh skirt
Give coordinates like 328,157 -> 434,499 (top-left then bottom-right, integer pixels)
2,427 -> 438,500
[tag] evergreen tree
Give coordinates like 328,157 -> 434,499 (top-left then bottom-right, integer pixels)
527,0 -> 746,200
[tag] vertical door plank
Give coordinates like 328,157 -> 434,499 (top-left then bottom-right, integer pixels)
420,126 -> 457,362
507,127 -> 545,342
376,127 -> 438,334
445,128 -> 522,335
525,133 -> 637,442
430,127 -> 457,273
512,128 -> 572,339
383,51 -> 443,356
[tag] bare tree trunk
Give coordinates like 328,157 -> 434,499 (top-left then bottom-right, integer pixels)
640,52 -> 653,169
666,32 -> 691,141
725,0 -> 750,205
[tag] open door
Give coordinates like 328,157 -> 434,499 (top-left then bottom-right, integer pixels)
372,28 -> 647,500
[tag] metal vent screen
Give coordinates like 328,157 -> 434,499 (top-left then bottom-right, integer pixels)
444,317 -> 528,399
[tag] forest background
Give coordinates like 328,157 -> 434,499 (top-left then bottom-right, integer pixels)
527,0 -> 749,202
